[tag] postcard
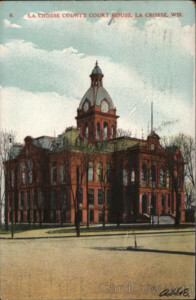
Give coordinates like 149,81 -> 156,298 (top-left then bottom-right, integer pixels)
0,1 -> 195,299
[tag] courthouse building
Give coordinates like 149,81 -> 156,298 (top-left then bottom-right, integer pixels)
5,62 -> 185,224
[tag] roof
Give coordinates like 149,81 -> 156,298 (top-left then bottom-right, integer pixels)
33,136 -> 56,149
79,86 -> 115,110
91,61 -> 103,76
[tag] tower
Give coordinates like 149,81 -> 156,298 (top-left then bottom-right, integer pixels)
76,61 -> 118,143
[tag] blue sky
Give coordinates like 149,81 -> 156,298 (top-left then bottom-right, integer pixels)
0,1 -> 195,142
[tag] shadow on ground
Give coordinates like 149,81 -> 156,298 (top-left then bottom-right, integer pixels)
91,246 -> 195,256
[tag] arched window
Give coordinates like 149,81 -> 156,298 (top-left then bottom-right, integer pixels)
150,166 -> 156,183
142,194 -> 147,214
103,122 -> 108,140
159,168 -> 164,186
123,169 -> 128,186
110,126 -> 114,139
84,123 -> 88,141
96,163 -> 103,182
166,171 -> 170,188
141,164 -> 147,183
130,169 -> 135,183
96,123 -> 100,141
28,171 -> 32,184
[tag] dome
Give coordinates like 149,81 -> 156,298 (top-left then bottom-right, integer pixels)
79,61 -> 115,110
79,86 -> 115,110
91,61 -> 103,75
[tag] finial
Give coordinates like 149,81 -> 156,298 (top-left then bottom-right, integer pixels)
96,60 -> 98,66
151,101 -> 153,132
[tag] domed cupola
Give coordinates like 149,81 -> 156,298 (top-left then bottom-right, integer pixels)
78,61 -> 115,111
76,62 -> 119,143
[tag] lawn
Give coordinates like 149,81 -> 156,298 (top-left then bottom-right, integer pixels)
0,229 -> 195,300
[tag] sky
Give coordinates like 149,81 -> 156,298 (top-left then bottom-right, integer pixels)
0,1 -> 195,143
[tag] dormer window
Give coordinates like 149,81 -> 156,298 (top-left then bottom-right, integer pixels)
151,144 -> 155,151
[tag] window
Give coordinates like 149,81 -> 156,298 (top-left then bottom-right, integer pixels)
88,163 -> 94,182
107,190 -> 111,206
150,166 -> 156,183
106,162 -> 111,183
88,189 -> 94,205
78,188 -> 83,205
96,163 -> 103,182
151,144 -> 155,151
19,191 -> 24,210
27,160 -> 32,170
61,190 -> 66,209
103,122 -> 108,140
123,169 -> 128,186
84,123 -> 88,141
40,191 -> 44,209
142,194 -> 147,214
130,169 -> 135,183
159,169 -> 164,186
110,126 -> 114,139
99,212 -> 103,223
33,190 -> 37,209
51,190 -> 57,210
20,162 -> 25,171
90,210 -> 94,222
166,171 -> 170,188
96,123 -> 100,141
60,166 -> 66,184
28,171 -> 32,184
20,172 -> 25,184
10,170 -> 14,187
51,167 -> 57,184
26,191 -> 30,210
97,190 -> 103,205
141,164 -> 147,182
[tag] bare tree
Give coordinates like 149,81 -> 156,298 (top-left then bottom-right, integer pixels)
0,130 -> 17,231
162,134 -> 195,210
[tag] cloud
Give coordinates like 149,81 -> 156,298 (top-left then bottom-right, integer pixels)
4,19 -> 22,29
0,86 -> 79,142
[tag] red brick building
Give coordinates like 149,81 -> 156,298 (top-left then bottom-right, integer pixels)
5,62 -> 185,224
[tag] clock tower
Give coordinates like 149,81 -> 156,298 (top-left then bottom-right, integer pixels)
76,61 -> 118,143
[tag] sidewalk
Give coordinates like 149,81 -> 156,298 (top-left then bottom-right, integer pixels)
0,223 -> 195,239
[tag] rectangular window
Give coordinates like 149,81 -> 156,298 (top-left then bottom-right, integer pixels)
97,190 -> 103,205
99,212 -> 103,223
168,194 -> 170,207
20,211 -> 23,222
60,166 -> 66,184
61,190 -> 66,209
88,163 -> 94,182
51,167 -> 57,184
90,210 -> 94,222
10,170 -> 14,187
26,191 -> 30,210
106,162 -> 111,183
88,189 -> 94,205
33,190 -> 37,209
107,190 -> 111,206
51,190 -> 57,210
20,172 -> 25,184
78,188 -> 83,205
20,192 -> 24,210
